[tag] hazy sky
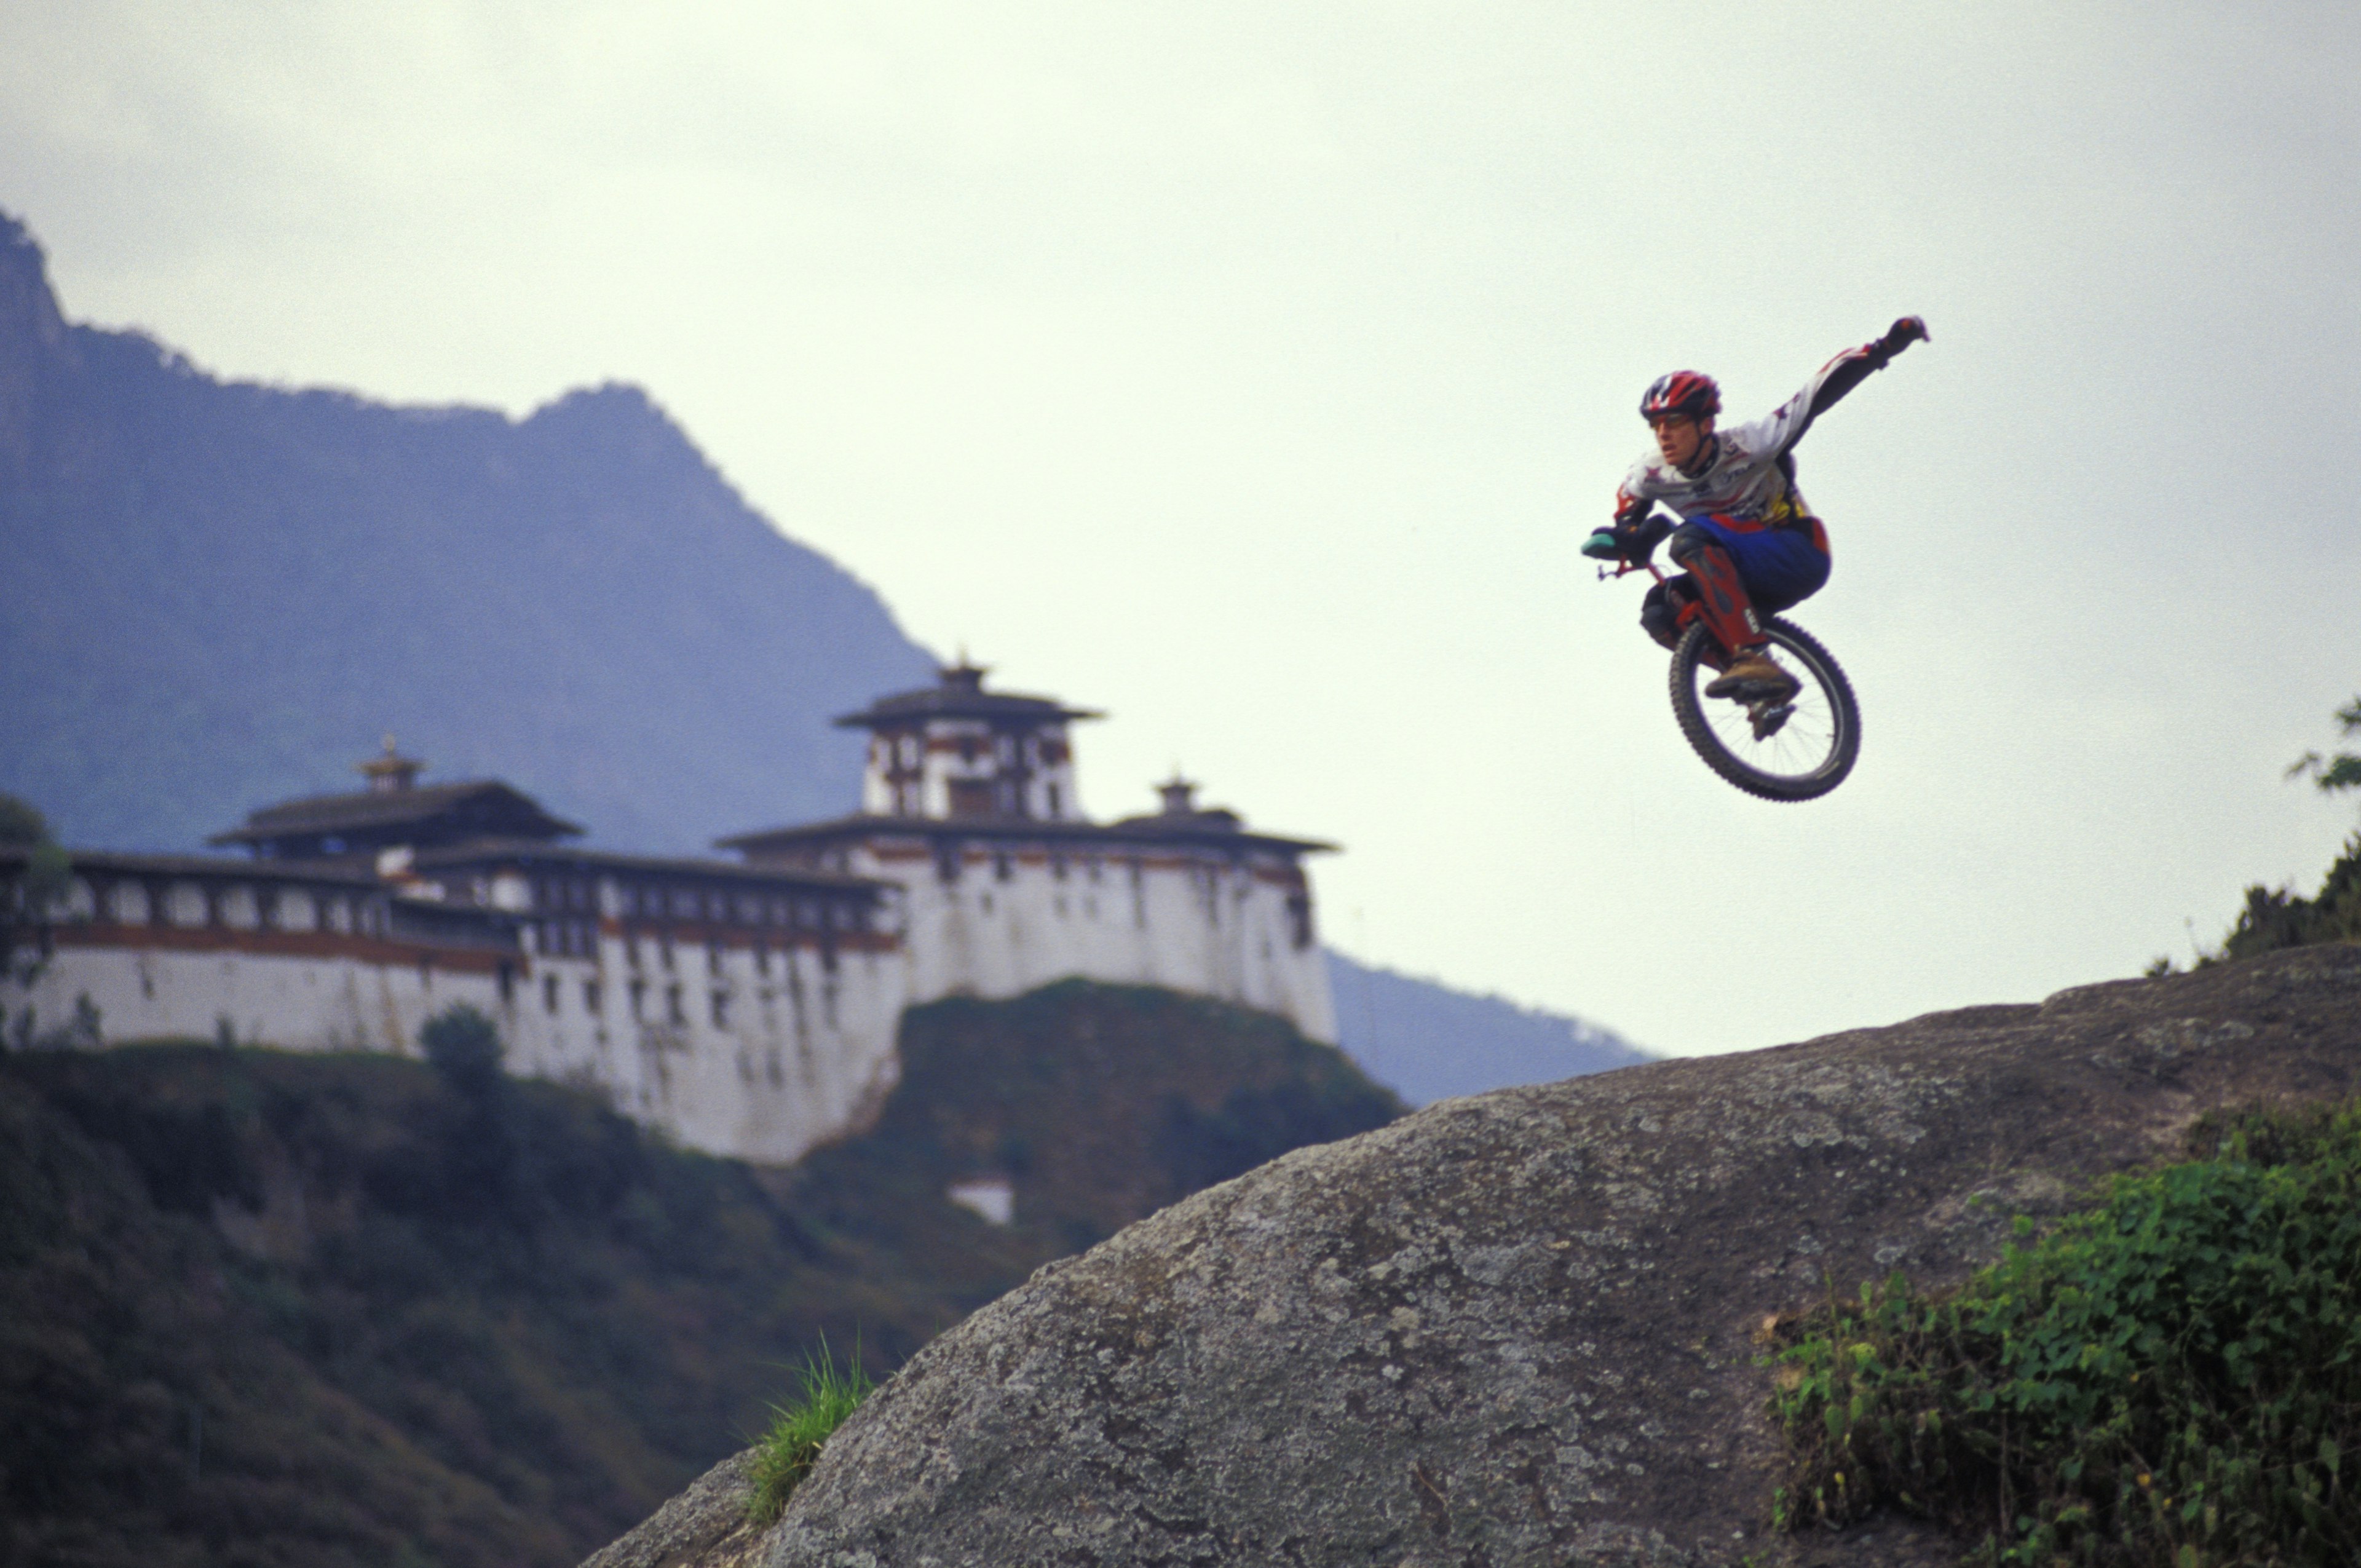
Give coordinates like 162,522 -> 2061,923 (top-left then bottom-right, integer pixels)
4,0 -> 2357,1058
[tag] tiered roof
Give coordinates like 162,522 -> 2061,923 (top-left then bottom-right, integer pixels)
211,780 -> 583,857
834,662 -> 1102,730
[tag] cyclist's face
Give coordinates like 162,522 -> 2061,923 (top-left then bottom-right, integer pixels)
1651,414 -> 1711,468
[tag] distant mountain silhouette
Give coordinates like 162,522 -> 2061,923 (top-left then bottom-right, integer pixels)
1326,949 -> 1650,1103
0,207 -> 1641,1067
0,209 -> 936,855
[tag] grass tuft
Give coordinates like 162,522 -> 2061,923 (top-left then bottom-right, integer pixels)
746,1338 -> 874,1527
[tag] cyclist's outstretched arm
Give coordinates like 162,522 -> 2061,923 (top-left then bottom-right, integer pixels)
1752,316 -> 1931,455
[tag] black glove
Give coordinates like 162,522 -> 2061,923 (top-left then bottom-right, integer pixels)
1878,315 -> 1929,357
1583,514 -> 1668,564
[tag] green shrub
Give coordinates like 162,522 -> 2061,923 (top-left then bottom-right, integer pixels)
1766,1100 -> 2361,1565
746,1340 -> 874,1527
419,1005 -> 504,1097
2213,834 -> 2361,962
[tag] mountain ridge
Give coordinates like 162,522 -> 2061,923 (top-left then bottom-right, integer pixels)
0,207 -> 938,857
1325,949 -> 1648,1104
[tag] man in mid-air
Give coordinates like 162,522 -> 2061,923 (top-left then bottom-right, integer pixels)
1584,317 -> 1929,702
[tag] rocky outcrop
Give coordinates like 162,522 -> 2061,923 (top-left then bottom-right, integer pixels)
710,948 -> 2361,1567
582,1452 -> 769,1568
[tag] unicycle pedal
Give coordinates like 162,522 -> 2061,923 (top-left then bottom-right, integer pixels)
1748,701 -> 1795,741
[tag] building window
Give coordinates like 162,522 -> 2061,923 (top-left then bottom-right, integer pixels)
711,990 -> 730,1028
754,944 -> 771,976
660,936 -> 675,971
628,979 -> 646,1019
544,973 -> 561,1014
665,984 -> 686,1027
994,854 -> 1013,882
1046,782 -> 1061,817
584,980 -> 604,1015
707,942 -> 724,976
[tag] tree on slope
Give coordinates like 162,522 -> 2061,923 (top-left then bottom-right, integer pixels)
1,793 -> 73,1045
2216,694 -> 2361,962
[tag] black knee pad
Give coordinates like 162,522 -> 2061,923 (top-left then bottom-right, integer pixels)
1639,581 -> 1686,649
1666,521 -> 1720,566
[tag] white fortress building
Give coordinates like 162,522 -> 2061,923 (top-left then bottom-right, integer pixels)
2,667 -> 1338,1165
720,663 -> 1337,1042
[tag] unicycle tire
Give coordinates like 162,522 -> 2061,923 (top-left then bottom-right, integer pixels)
1670,616 -> 1861,802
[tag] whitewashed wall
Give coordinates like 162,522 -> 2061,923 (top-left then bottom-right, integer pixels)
508,925 -> 903,1165
845,840 -> 1337,1042
7,882 -> 906,1166
10,933 -> 513,1053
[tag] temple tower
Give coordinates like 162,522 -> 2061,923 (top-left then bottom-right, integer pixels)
843,662 -> 1100,823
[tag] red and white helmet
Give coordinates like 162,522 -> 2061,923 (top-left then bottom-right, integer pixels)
1640,370 -> 1720,423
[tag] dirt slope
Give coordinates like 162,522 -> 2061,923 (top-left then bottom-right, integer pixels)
709,948 -> 2361,1567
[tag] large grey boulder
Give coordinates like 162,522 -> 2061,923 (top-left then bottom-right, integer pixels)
730,949 -> 2361,1567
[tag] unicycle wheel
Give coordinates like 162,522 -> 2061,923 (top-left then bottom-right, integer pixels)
1669,617 -> 1861,801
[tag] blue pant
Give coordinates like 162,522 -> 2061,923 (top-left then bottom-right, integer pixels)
1682,516 -> 1830,614
1640,516 -> 1831,649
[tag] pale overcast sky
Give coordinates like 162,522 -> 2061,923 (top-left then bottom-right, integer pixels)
4,0 -> 2356,1057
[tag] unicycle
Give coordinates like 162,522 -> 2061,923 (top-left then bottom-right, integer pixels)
1600,554 -> 1862,802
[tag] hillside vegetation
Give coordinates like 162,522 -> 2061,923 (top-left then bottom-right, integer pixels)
0,982 -> 1397,1568
1771,1098 -> 2361,1564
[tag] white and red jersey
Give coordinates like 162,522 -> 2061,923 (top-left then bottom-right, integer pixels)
1614,341 -> 1886,532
